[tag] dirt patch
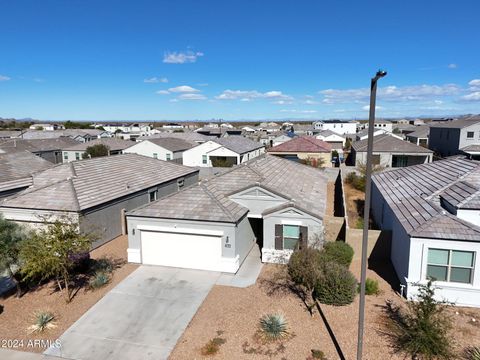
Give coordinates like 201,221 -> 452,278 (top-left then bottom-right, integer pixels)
0,235 -> 138,353
344,180 -> 365,229
171,261 -> 480,360
325,181 -> 335,216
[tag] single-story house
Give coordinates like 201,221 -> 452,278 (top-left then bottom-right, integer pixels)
267,136 -> 333,167
0,154 -> 199,248
271,133 -> 297,147
0,151 -> 53,199
126,154 -> 327,273
0,137 -> 80,163
406,125 -> 430,147
182,136 -> 265,167
355,127 -> 400,141
349,134 -> 433,167
62,138 -> 133,162
196,127 -> 243,138
371,157 -> 480,307
123,137 -> 196,163
315,130 -> 346,148
140,131 -> 209,144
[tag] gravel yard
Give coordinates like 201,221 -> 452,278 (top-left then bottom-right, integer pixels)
0,235 -> 138,353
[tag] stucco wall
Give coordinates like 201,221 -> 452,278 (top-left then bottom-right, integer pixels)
354,151 -> 431,167
429,127 -> 461,156
123,141 -> 177,161
182,141 -> 220,167
457,209 -> 480,226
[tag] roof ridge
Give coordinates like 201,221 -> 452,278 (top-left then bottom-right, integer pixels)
67,178 -> 82,211
200,183 -> 237,222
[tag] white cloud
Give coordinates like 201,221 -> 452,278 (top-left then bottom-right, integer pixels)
163,51 -> 204,64
280,109 -> 317,114
434,100 -> 443,104
144,77 -> 168,83
462,92 -> 480,101
216,89 -> 293,101
272,100 -> 294,105
468,79 -> 480,91
168,85 -> 200,93
177,93 -> 207,100
156,90 -> 170,95
448,63 -> 458,69
362,105 -> 384,111
169,99 -> 179,103
303,99 -> 318,105
0,74 -> 10,81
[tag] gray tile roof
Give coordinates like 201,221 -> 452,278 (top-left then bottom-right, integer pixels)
461,144 -> 480,152
429,117 -> 480,129
0,137 -> 80,154
1,154 -> 198,211
352,134 -> 433,153
63,138 -> 133,151
215,136 -> 264,154
373,157 -> 480,241
406,125 -> 430,139
128,154 -> 328,223
317,129 -> 344,138
142,132 -> 210,143
141,138 -> 196,152
0,151 -> 54,192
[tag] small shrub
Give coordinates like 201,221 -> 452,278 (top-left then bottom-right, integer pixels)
365,278 -> 380,295
259,313 -> 289,341
200,337 -> 226,356
29,311 -> 56,333
345,172 -> 365,192
89,271 -> 110,289
310,349 -> 328,359
464,346 -> 480,360
70,251 -> 90,273
321,241 -> 354,267
314,261 -> 357,306
90,257 -> 114,274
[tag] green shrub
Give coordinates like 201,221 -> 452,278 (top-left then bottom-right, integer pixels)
310,349 -> 328,359
89,271 -> 110,289
259,313 -> 289,341
90,257 -> 114,274
465,346 -> 480,360
345,172 -> 365,192
29,311 -> 56,333
321,241 -> 354,268
200,337 -> 226,356
365,278 -> 380,295
314,261 -> 357,306
288,247 -> 323,291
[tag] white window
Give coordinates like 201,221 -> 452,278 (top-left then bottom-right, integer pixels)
153,153 -> 158,159
177,178 -> 184,190
149,190 -> 158,202
63,152 -> 68,160
75,152 -> 80,160
283,225 -> 300,250
427,248 -> 475,284
166,153 -> 171,161
202,155 -> 207,164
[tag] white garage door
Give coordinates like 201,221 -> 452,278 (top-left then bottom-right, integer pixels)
140,231 -> 222,271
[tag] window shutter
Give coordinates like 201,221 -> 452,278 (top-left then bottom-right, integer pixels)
274,224 -> 283,250
299,226 -> 308,249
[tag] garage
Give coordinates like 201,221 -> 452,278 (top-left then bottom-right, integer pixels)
140,230 -> 223,271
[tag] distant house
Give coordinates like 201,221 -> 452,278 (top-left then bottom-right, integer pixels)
429,117 -> 480,158
103,123 -> 152,134
162,122 -> 184,129
124,137 -> 196,163
0,130 -> 22,139
61,138 -> 133,162
29,123 -> 65,131
196,126 -> 242,138
0,154 -> 199,248
271,133 -> 297,147
406,125 -> 431,147
312,120 -> 357,135
364,119 -> 393,133
183,137 -> 265,167
349,134 -> 433,167
315,130 -> 346,148
141,131 -> 209,144
0,151 -> 53,199
371,157 -> 480,307
242,126 -> 257,134
267,136 -> 332,166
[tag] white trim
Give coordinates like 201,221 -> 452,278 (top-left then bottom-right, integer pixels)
127,248 -> 141,263
281,219 -> 302,226
137,224 -> 224,237
247,213 -> 262,218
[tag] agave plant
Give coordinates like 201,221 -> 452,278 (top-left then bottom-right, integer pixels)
465,346 -> 480,360
29,311 -> 56,333
89,271 -> 110,289
259,313 -> 288,341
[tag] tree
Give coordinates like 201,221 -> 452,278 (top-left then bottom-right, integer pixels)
83,144 -> 110,159
344,137 -> 352,150
20,218 -> 94,303
392,127 -> 402,134
0,215 -> 27,297
384,281 -> 453,360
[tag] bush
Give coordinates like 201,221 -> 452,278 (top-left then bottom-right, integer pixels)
259,313 -> 289,341
310,349 -> 328,359
314,261 -> 357,306
321,241 -> 354,268
90,257 -> 114,274
70,251 -> 90,273
29,311 -> 56,333
364,278 -> 380,295
465,346 -> 480,360
345,172 -> 365,192
288,247 -> 322,291
89,271 -> 110,289
200,337 -> 226,356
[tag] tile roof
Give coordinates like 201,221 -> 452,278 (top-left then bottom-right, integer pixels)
429,117 -> 480,129
63,138 -> 133,151
128,154 -> 328,223
317,129 -> 345,138
1,154 -> 198,211
406,125 -> 430,139
267,136 -> 332,153
461,144 -> 480,152
373,157 -> 480,241
142,132 -> 210,143
141,138 -> 196,152
352,134 -> 433,153
0,137 -> 80,154
215,136 -> 264,154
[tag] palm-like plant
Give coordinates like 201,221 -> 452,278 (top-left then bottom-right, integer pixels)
259,313 -> 289,341
29,311 -> 56,333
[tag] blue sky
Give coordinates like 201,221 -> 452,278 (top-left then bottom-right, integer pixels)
0,0 -> 479,121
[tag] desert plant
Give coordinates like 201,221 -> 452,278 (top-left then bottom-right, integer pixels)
90,257 -> 115,274
83,144 -> 110,159
29,311 -> 56,333
464,346 -> 480,360
384,280 -> 453,360
364,278 -> 380,295
321,241 -> 354,268
259,313 -> 289,341
89,271 -> 110,289
310,349 -> 328,360
314,261 -> 357,306
200,337 -> 226,356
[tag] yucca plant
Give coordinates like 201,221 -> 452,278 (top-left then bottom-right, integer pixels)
465,346 -> 480,360
259,313 -> 288,341
29,311 -> 56,333
89,271 -> 110,289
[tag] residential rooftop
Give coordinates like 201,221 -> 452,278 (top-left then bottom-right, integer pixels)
214,136 -> 264,154
352,134 -> 433,153
267,136 -> 332,153
0,137 -> 80,154
63,138 -> 133,151
137,137 -> 196,152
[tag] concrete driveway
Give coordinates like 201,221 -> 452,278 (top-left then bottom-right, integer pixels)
44,266 -> 220,360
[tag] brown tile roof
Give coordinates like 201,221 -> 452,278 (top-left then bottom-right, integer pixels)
267,136 -> 332,153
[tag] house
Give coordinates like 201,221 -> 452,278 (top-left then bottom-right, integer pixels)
0,154 -> 199,248
62,138 -> 133,162
364,119 -> 393,133
242,126 -> 257,134
349,134 -> 433,167
271,133 -> 297,147
124,137 -> 195,163
162,122 -> 184,129
0,130 -> 23,139
141,131 -> 209,144
406,125 -> 431,147
371,157 -> 480,307
63,129 -> 112,142
125,155 -> 327,272
312,120 -> 357,135
103,123 -> 152,134
0,151 -> 53,199
267,136 -> 332,166
315,130 -> 346,148
429,117 -> 480,158
196,126 -> 243,138
182,137 -> 265,167
29,123 -> 65,131
0,137 -> 80,163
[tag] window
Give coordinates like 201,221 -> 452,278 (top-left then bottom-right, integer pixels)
202,155 -> 207,164
149,190 -> 158,202
166,153 -> 171,161
283,225 -> 300,250
177,178 -> 184,190
467,131 -> 474,139
427,248 -> 475,284
153,153 -> 158,159
63,152 -> 68,160
75,152 -> 80,161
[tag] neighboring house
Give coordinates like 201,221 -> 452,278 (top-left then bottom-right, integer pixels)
242,126 -> 257,134
406,125 -> 431,147
0,154 -> 199,248
315,130 -> 346,147
0,151 -> 53,199
196,126 -> 243,138
271,133 -> 297,147
124,137 -> 195,163
429,118 -> 480,158
162,122 -> 184,129
312,120 -> 357,135
141,131 -> 209,144
364,119 -> 393,133
29,123 -> 65,131
62,138 -> 133,162
63,129 -> 112,142
0,130 -> 23,139
371,157 -> 480,307
125,155 -> 327,272
183,137 -> 265,167
0,137 -> 80,163
103,123 -> 152,134
355,128 -> 403,141
267,136 -> 332,166
349,134 -> 433,167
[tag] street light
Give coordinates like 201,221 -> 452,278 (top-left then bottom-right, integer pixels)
356,69 -> 387,360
